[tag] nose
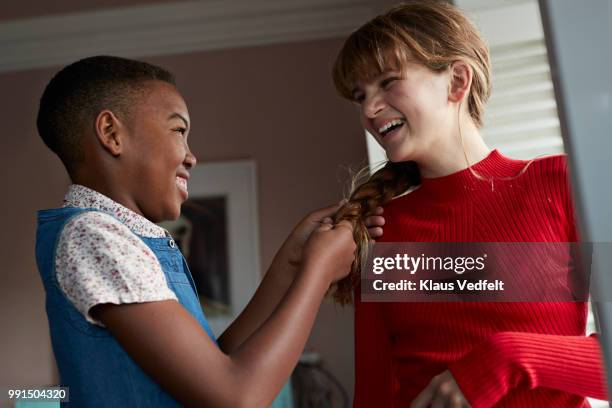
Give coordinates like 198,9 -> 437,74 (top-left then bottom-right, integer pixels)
362,93 -> 386,118
184,146 -> 197,169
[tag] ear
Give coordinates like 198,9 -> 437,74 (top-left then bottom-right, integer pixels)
94,110 -> 126,156
448,61 -> 473,104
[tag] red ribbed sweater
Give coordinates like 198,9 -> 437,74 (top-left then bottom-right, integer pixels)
354,150 -> 608,407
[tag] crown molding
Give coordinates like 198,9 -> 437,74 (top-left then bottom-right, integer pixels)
0,0 -> 378,74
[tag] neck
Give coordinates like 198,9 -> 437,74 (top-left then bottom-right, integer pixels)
417,118 -> 490,178
71,169 -> 144,218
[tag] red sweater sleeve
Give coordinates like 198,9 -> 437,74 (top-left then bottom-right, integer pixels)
353,290 -> 395,408
448,331 -> 608,407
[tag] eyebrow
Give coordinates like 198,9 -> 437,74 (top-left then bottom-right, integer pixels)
168,112 -> 190,130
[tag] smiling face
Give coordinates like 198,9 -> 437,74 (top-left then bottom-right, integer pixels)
353,62 -> 453,164
121,80 -> 196,222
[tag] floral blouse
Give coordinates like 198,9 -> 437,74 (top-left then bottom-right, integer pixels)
55,184 -> 177,326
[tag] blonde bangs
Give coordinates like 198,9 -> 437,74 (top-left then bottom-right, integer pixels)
332,22 -> 409,101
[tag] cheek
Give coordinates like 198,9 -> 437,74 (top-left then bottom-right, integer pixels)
161,140 -> 186,170
394,77 -> 447,117
388,86 -> 422,118
427,76 -> 452,109
405,87 -> 445,122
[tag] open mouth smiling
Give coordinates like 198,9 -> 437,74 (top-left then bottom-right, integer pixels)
378,118 -> 406,138
175,175 -> 189,198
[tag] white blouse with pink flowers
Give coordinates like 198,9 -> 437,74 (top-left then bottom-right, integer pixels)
55,184 -> 177,326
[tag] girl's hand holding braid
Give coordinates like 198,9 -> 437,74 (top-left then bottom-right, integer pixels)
273,202 -> 385,285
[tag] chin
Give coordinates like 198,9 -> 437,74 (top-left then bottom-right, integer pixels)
386,144 -> 418,163
387,151 -> 410,163
165,208 -> 182,221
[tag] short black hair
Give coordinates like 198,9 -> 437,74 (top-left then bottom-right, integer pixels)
36,55 -> 176,174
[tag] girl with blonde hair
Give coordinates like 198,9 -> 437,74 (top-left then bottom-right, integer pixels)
331,1 -> 608,406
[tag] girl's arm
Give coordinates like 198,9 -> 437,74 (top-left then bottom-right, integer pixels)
412,330 -> 608,408
447,330 -> 608,407
92,220 -> 355,408
216,203 -> 339,354
218,204 -> 385,354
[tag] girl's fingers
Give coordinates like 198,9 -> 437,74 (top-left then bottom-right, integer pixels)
367,227 -> 383,238
364,215 -> 385,227
451,394 -> 465,408
431,395 -> 446,408
365,211 -> 385,239
317,222 -> 334,231
410,383 -> 434,408
334,220 -> 354,231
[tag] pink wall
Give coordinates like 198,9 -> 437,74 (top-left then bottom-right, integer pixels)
0,38 -> 366,398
